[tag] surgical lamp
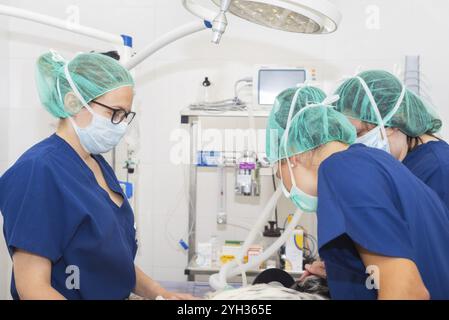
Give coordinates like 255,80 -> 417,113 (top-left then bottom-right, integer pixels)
127,0 -> 341,69
0,0 -> 341,69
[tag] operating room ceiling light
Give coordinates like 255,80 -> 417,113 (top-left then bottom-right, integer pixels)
0,0 -> 342,70
210,0 -> 341,34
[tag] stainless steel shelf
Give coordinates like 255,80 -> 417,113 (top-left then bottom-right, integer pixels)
180,106 -> 271,122
181,106 -> 274,281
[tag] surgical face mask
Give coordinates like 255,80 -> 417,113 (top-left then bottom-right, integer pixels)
69,106 -> 127,155
355,125 -> 390,153
354,76 -> 406,153
279,160 -> 318,213
60,60 -> 128,155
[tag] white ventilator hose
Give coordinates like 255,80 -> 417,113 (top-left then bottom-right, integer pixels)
210,207 -> 303,290
209,189 -> 304,290
231,208 -> 302,278
210,189 -> 282,290
220,189 -> 282,277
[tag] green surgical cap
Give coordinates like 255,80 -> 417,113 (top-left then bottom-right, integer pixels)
36,51 -> 135,118
279,105 -> 356,159
266,86 -> 326,164
334,70 -> 442,137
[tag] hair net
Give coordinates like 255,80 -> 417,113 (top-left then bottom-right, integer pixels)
35,51 -> 134,118
334,70 -> 442,137
266,86 -> 326,164
279,105 -> 356,159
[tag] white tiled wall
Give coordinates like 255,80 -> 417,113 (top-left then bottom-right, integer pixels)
1,0 -> 449,299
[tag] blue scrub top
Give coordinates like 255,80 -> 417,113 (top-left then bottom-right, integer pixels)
0,134 -> 138,300
317,144 -> 449,300
403,140 -> 449,209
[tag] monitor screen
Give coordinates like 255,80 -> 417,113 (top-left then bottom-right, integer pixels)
258,69 -> 307,105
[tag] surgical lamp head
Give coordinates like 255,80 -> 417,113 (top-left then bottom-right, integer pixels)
210,0 -> 341,42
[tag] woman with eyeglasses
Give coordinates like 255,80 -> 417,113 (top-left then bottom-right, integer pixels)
0,51 -> 194,300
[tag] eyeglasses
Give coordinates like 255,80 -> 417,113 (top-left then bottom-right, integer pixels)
91,100 -> 136,125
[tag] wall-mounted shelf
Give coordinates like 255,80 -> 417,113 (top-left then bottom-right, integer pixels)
180,106 -> 271,124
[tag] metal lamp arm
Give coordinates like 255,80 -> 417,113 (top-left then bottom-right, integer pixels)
0,4 -> 123,45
